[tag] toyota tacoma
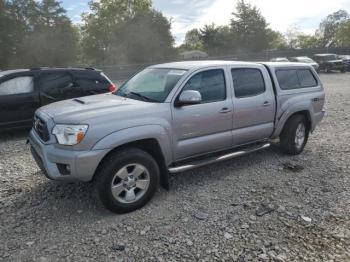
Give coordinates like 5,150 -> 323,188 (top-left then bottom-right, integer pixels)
29,61 -> 325,213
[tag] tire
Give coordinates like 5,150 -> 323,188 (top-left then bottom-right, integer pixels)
95,148 -> 160,213
279,115 -> 309,155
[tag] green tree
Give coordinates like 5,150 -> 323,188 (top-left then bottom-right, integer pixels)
335,20 -> 350,47
230,0 -> 270,52
200,24 -> 233,56
17,0 -> 79,67
266,29 -> 288,50
110,10 -> 175,63
81,0 -> 160,64
0,0 -> 35,69
183,29 -> 203,50
296,34 -> 321,49
318,9 -> 349,47
0,0 -> 78,69
0,0 -> 13,69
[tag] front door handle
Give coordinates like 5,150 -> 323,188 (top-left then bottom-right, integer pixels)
219,107 -> 232,114
263,101 -> 272,107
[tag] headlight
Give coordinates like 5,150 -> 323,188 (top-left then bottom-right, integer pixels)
52,124 -> 88,145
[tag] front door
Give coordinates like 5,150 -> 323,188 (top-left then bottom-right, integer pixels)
172,68 -> 233,160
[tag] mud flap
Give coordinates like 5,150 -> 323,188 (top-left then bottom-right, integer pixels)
160,168 -> 170,191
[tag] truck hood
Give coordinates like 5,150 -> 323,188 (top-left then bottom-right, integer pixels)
38,93 -> 159,124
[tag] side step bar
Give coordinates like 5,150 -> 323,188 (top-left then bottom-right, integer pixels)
168,143 -> 270,174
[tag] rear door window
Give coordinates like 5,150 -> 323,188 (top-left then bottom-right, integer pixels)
40,72 -> 73,97
231,68 -> 266,98
0,76 -> 34,96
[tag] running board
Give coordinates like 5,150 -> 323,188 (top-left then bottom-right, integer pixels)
168,143 -> 270,174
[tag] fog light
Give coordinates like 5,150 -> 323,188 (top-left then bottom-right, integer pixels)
57,164 -> 71,175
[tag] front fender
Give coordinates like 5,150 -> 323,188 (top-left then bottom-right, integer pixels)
92,125 -> 173,165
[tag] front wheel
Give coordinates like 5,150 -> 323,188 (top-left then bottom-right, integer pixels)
280,115 -> 309,155
95,148 -> 160,213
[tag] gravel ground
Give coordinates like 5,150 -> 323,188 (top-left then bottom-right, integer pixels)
1,73 -> 350,261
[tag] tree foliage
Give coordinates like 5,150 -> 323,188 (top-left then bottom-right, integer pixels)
181,0 -> 287,55
335,20 -> 350,47
0,0 -> 78,70
200,24 -> 232,56
1,1 -> 350,70
318,10 -> 349,46
183,29 -> 203,50
81,0 -> 175,64
230,0 -> 270,52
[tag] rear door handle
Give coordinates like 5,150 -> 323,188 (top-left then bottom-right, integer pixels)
219,107 -> 232,114
263,101 -> 272,107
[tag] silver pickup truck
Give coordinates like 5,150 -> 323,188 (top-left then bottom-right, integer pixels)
29,61 -> 325,213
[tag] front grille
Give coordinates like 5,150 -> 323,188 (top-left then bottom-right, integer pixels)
33,115 -> 50,142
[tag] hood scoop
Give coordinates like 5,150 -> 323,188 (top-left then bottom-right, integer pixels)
73,98 -> 86,104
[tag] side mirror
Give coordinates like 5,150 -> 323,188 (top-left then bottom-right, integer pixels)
177,90 -> 202,106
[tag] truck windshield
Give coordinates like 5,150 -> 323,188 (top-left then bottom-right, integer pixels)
116,68 -> 187,103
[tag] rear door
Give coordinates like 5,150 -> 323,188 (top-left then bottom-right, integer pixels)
0,72 -> 39,129
39,71 -> 78,105
230,66 -> 276,146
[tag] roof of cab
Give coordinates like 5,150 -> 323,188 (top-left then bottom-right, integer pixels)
150,60 -> 260,70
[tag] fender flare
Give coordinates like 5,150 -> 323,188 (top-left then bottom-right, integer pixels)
273,103 -> 315,137
92,125 -> 172,190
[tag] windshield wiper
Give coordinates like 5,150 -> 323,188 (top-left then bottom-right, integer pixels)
126,92 -> 159,103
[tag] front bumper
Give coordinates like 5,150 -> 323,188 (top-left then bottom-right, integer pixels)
29,129 -> 109,182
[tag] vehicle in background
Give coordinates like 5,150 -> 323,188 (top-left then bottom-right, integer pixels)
270,57 -> 289,62
312,54 -> 346,73
289,56 -> 319,72
29,61 -> 325,213
339,55 -> 350,71
0,67 -> 115,131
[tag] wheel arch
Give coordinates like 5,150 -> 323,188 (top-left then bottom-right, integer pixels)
274,109 -> 313,138
92,137 -> 170,190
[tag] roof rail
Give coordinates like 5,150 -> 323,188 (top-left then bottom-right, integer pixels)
30,67 -> 50,70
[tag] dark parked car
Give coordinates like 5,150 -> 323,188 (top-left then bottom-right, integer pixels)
0,67 -> 116,131
313,54 -> 346,73
339,55 -> 350,71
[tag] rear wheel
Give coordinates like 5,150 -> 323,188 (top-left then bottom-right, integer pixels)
95,148 -> 160,213
280,115 -> 309,155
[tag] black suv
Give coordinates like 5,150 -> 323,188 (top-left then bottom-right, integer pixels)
0,67 -> 116,131
313,54 -> 346,73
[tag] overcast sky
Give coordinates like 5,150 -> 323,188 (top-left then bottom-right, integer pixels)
61,0 -> 350,45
